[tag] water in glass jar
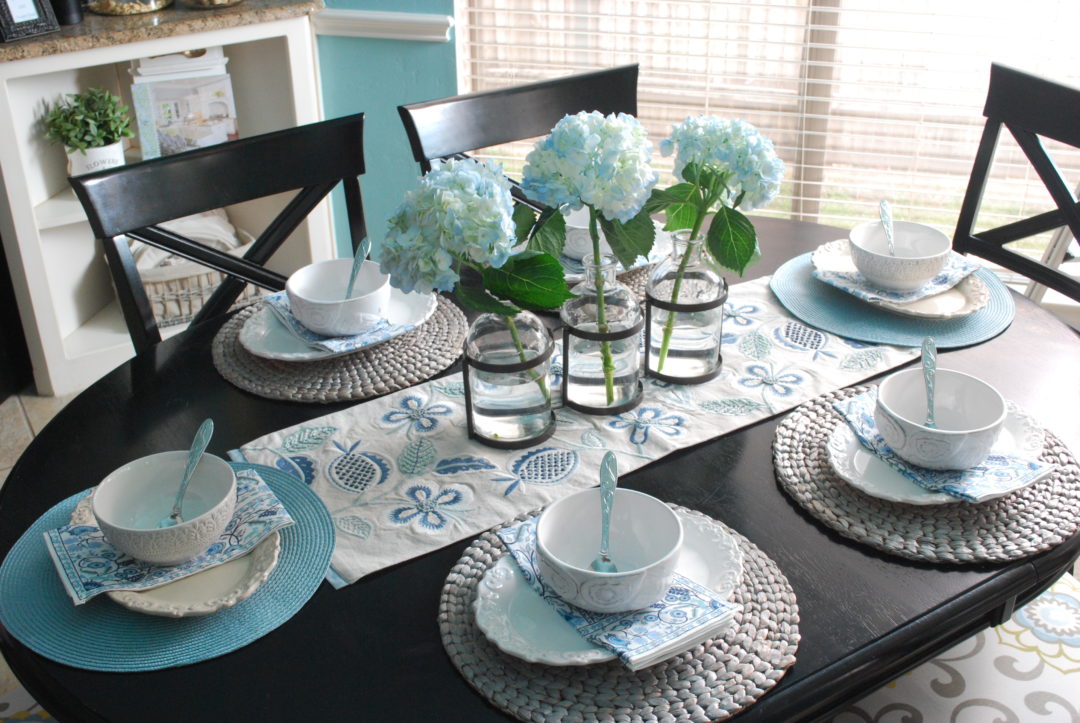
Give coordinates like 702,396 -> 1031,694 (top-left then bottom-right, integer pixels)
470,349 -> 553,442
648,307 -> 723,378
565,322 -> 640,409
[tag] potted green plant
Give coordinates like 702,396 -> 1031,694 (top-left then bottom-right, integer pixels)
44,87 -> 134,176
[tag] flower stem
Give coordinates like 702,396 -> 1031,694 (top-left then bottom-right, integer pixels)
589,210 -> 616,405
506,314 -> 551,405
656,214 -> 707,372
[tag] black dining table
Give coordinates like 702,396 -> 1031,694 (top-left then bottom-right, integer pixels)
1,216 -> 1077,722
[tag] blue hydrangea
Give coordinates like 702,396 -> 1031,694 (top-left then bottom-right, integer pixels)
378,158 -> 517,294
660,116 -> 784,211
521,111 -> 658,223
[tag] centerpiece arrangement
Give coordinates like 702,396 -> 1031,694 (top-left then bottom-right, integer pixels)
644,116 -> 784,382
519,110 -> 659,413
378,157 -> 573,448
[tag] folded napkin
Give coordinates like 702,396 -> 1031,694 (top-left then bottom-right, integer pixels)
264,291 -> 392,354
44,469 -> 294,605
497,517 -> 739,671
813,252 -> 981,304
833,391 -> 1055,502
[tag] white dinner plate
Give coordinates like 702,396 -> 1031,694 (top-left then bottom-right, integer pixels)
238,288 -> 437,362
473,509 -> 743,666
825,402 -> 1046,505
811,240 -> 990,320
71,494 -> 280,618
560,222 -> 672,282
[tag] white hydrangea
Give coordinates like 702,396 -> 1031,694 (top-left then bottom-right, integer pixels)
522,111 -> 658,223
378,158 -> 517,294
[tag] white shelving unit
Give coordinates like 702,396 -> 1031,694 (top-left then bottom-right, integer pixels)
0,13 -> 328,395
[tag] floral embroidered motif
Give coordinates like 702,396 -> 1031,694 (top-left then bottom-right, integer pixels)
608,407 -> 686,447
382,394 -> 452,438
388,483 -> 471,531
327,441 -> 391,495
724,302 -> 759,327
275,455 -> 315,485
995,589 -> 1080,674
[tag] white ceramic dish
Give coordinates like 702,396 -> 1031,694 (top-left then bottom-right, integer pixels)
811,240 -> 989,319
239,289 -> 437,362
848,220 -> 951,292
473,509 -> 743,666
825,401 -> 1045,505
286,258 -> 390,337
561,222 -> 672,281
72,493 -> 280,617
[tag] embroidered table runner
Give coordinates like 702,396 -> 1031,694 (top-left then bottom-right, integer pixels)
233,275 -> 920,587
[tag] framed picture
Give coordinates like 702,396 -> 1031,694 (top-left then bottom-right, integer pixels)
0,0 -> 59,43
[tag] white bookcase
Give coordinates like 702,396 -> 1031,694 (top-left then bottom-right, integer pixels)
0,14 -> 328,395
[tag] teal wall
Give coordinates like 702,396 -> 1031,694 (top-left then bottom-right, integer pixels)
318,0 -> 457,256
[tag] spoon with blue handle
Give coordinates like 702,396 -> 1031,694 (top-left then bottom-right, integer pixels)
590,452 -> 619,573
159,418 -> 214,528
879,200 -> 896,256
922,337 -> 937,428
344,237 -> 372,300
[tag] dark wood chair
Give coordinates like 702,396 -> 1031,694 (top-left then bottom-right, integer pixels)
398,65 -> 639,209
954,64 -> 1080,303
69,113 -> 368,354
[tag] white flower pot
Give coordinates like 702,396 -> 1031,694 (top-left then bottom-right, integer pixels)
66,141 -> 125,177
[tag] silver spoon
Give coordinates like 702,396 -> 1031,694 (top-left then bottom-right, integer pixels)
590,452 -> 619,573
159,418 -> 214,528
921,337 -> 937,428
879,200 -> 896,256
344,237 -> 372,300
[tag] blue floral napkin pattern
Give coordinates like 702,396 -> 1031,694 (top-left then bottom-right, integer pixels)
44,469 -> 294,605
496,517 -> 739,671
264,292 -> 395,354
813,252 -> 981,303
833,391 -> 1055,502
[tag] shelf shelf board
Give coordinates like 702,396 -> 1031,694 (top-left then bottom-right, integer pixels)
35,187 -> 87,230
62,299 -> 132,360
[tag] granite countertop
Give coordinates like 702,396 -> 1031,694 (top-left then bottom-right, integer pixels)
0,0 -> 323,63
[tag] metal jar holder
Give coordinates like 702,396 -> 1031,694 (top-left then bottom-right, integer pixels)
462,341 -> 556,450
560,316 -> 644,415
644,289 -> 726,385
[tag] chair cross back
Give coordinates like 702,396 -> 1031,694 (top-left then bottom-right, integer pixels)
70,114 -> 367,354
954,64 -> 1080,302
398,64 -> 639,175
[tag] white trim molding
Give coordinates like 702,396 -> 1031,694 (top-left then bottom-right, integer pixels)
313,9 -> 454,43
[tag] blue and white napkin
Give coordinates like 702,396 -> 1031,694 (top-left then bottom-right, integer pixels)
813,252 -> 981,304
264,291 -> 394,354
833,391 -> 1055,502
497,517 -> 740,671
44,469 -> 294,605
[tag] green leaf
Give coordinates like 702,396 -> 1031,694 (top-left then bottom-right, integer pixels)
512,203 -> 538,244
700,398 -> 767,416
526,209 -> 566,258
455,284 -> 521,315
398,438 -> 437,477
706,206 -> 760,276
645,184 -> 702,232
597,207 -> 656,269
738,329 -> 771,360
483,251 -> 573,310
281,426 -> 336,453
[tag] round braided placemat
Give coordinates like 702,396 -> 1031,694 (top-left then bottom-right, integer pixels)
618,264 -> 650,299
212,295 -> 468,403
773,386 -> 1080,564
440,507 -> 800,723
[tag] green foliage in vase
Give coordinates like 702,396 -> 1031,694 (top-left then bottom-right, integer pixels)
44,87 -> 135,154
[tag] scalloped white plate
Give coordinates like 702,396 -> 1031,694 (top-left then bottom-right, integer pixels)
825,401 -> 1046,505
71,494 -> 280,617
473,509 -> 742,666
811,239 -> 990,320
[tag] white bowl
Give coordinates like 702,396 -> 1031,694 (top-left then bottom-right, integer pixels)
535,488 -> 683,613
849,220 -> 951,292
92,451 -> 237,566
562,206 -> 613,261
874,367 -> 1007,470
286,258 -> 390,337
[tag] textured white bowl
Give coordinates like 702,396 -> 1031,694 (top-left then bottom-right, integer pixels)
92,451 -> 237,566
849,220 -> 951,292
535,488 -> 683,613
875,367 -> 1007,470
286,258 -> 390,337
562,206 -> 613,261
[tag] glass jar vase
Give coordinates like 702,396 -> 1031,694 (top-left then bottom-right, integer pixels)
560,254 -> 644,414
463,311 -> 555,449
645,230 -> 728,383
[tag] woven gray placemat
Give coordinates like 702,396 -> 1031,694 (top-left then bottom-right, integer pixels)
773,386 -> 1080,564
212,295 -> 467,403
439,507 -> 800,723
618,265 -> 650,299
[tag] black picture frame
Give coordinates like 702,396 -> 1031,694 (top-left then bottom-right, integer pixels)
0,0 -> 60,43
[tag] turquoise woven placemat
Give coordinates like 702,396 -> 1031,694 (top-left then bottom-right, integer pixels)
0,463 -> 333,671
769,254 -> 1015,348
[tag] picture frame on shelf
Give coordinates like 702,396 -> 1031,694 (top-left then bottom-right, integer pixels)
0,0 -> 59,42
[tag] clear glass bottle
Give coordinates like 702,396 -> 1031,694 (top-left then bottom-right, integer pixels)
646,230 -> 728,382
560,254 -> 643,412
464,311 -> 555,447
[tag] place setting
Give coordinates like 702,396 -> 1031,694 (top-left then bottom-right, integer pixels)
769,201 -> 1015,348
440,453 -> 801,723
772,343 -> 1080,565
212,241 -> 468,403
0,420 -> 334,671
